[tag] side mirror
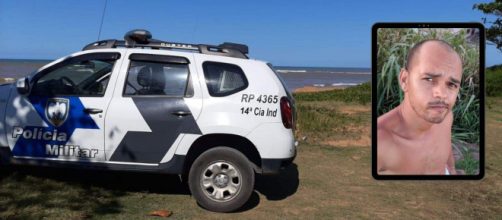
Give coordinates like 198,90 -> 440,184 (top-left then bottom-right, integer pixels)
16,77 -> 30,95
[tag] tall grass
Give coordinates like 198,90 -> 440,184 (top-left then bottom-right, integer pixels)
455,147 -> 479,175
377,28 -> 480,144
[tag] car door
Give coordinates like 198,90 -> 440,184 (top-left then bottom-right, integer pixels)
104,51 -> 202,164
5,52 -> 122,161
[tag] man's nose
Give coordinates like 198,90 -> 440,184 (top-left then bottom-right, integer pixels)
432,84 -> 447,99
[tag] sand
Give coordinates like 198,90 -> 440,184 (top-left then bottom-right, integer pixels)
0,78 -> 15,84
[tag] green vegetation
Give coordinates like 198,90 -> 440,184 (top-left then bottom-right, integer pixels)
486,65 -> 502,96
293,83 -> 371,145
455,147 -> 480,175
377,28 -> 480,144
293,82 -> 371,104
295,101 -> 369,145
473,0 -> 502,52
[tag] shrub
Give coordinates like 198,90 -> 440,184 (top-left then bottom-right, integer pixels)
486,65 -> 502,97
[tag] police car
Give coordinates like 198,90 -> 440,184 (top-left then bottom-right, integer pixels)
0,30 -> 296,212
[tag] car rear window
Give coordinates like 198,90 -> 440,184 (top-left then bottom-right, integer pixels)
202,61 -> 248,97
124,61 -> 190,97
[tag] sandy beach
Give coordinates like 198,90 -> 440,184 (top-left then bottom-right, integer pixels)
0,77 -> 15,84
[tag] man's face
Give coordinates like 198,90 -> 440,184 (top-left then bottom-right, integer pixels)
402,42 -> 463,124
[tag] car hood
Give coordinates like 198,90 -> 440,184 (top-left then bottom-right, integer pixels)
0,83 -> 13,100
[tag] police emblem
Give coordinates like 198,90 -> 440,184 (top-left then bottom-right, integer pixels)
45,98 -> 69,127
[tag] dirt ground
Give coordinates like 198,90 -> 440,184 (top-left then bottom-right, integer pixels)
0,98 -> 500,219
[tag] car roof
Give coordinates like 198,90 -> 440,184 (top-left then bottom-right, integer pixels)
83,29 -> 250,60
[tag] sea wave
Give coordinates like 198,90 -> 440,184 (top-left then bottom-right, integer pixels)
311,71 -> 371,75
336,72 -> 371,75
276,69 -> 307,73
278,69 -> 371,74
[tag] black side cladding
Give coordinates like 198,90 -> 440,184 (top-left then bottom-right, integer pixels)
0,147 -> 13,165
109,97 -> 202,163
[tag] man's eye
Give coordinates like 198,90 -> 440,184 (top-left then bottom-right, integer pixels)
423,77 -> 433,82
448,83 -> 458,89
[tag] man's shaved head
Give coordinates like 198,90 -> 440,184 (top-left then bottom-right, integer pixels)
405,40 -> 462,71
399,39 -> 463,125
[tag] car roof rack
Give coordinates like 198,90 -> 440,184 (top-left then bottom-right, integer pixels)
82,29 -> 249,59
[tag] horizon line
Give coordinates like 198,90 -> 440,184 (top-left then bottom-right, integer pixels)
0,58 -> 372,69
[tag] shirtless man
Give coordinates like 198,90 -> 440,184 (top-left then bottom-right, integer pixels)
377,40 -> 463,175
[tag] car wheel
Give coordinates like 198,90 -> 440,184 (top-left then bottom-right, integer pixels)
188,147 -> 254,212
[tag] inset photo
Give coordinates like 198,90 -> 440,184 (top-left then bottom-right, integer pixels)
372,23 -> 485,180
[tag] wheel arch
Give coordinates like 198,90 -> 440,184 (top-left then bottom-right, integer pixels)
183,133 -> 262,175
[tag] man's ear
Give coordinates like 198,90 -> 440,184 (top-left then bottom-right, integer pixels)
399,68 -> 409,92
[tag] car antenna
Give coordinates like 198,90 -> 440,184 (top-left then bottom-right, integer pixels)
97,0 -> 108,41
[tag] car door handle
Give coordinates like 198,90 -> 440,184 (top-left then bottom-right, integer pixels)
84,108 -> 103,114
171,111 -> 191,117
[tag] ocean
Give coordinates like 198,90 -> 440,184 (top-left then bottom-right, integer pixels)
273,66 -> 370,91
0,59 -> 52,79
0,59 -> 371,91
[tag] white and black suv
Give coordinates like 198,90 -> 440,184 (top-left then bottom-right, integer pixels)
0,30 -> 296,212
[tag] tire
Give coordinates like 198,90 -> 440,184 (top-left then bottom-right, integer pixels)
188,147 -> 255,212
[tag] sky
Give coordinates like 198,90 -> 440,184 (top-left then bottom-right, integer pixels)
0,0 -> 500,67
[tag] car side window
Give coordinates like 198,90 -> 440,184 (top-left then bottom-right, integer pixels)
124,61 -> 190,97
31,54 -> 118,96
203,62 -> 248,97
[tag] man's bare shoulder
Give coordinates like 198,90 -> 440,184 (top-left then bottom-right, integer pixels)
377,107 -> 401,172
377,116 -> 396,156
377,107 -> 401,142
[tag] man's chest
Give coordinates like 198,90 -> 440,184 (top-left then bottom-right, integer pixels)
394,134 -> 451,173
